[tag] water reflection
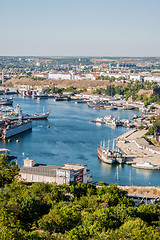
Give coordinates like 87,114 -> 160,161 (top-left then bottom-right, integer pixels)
133,168 -> 153,177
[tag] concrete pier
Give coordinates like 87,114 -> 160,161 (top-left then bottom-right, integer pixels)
116,129 -> 160,166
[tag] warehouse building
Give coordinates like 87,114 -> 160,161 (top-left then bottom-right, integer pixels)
20,158 -> 92,185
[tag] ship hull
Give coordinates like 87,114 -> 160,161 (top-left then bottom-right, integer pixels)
132,165 -> 160,170
2,121 -> 32,139
97,147 -> 115,164
116,157 -> 125,164
6,113 -> 50,121
0,101 -> 13,106
23,112 -> 49,120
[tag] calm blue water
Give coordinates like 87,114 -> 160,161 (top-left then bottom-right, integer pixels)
0,96 -> 159,186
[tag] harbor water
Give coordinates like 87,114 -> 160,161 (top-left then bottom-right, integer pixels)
0,96 -> 160,186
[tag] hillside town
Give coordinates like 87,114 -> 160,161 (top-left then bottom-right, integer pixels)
1,56 -> 160,83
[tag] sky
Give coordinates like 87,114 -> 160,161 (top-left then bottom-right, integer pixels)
0,0 -> 160,57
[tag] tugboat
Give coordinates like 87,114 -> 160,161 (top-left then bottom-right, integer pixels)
113,149 -> 125,164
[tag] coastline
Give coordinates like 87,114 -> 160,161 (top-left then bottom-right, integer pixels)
118,185 -> 160,196
116,129 -> 160,167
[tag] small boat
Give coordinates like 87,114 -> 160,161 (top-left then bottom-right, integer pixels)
23,111 -> 50,120
0,96 -> 13,105
132,162 -> 160,170
92,118 -> 105,124
113,150 -> 125,164
34,93 -> 48,99
0,148 -> 17,159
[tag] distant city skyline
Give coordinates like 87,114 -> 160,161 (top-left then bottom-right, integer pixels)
0,0 -> 160,57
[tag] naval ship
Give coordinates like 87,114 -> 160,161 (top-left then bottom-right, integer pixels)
0,116 -> 32,139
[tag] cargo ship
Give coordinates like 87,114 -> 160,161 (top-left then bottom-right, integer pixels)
0,118 -> 32,139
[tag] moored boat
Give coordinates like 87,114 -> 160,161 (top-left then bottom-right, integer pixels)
97,140 -> 116,164
0,118 -> 32,139
26,112 -> 50,120
132,162 -> 160,170
0,96 -> 13,105
1,105 -> 50,121
33,93 -> 48,99
97,146 -> 115,164
113,150 -> 125,164
0,148 -> 17,159
98,139 -> 125,164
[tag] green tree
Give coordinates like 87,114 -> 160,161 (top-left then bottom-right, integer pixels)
0,155 -> 19,187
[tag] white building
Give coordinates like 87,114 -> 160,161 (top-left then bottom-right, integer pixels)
48,72 -> 73,80
74,73 -> 100,80
20,159 -> 92,185
144,76 -> 160,82
35,73 -> 48,79
129,74 -> 142,82
101,72 -> 128,80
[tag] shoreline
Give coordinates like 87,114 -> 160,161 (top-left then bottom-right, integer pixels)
118,185 -> 160,196
116,129 -> 160,167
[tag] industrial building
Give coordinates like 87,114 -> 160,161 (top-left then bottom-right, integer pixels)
20,158 -> 92,185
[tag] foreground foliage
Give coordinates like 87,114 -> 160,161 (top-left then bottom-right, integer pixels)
0,180 -> 159,239
0,154 -> 19,187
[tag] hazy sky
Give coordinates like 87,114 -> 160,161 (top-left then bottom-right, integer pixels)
0,0 -> 160,56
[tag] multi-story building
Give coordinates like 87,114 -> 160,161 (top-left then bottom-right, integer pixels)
48,72 -> 73,80
20,158 -> 92,185
129,74 -> 142,82
35,73 -> 48,79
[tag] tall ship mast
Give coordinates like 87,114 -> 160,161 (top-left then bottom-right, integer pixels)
97,139 -> 115,164
97,139 -> 125,164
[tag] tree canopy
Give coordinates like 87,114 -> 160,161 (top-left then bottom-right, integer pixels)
0,154 -> 19,187
0,180 -> 159,239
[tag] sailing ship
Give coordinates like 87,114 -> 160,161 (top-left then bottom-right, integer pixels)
97,139 -> 125,164
97,139 -> 116,164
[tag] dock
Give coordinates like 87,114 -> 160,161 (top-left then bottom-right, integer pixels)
116,129 -> 160,166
